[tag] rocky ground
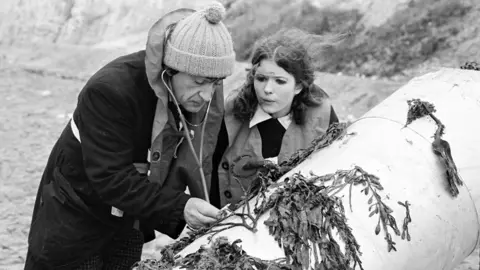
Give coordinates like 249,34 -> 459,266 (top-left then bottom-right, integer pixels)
0,65 -> 82,269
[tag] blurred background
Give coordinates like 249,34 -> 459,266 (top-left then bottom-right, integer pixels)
0,0 -> 478,269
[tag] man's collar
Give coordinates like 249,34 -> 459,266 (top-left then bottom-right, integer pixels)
249,106 -> 291,129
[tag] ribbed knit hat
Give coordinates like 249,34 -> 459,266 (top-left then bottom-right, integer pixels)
163,2 -> 235,78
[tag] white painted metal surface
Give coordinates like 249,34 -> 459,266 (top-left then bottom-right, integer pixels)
175,68 -> 480,270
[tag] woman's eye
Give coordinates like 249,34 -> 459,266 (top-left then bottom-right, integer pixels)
255,75 -> 267,82
276,79 -> 287,85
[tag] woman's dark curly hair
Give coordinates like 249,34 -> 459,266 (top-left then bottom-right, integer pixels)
232,28 -> 344,125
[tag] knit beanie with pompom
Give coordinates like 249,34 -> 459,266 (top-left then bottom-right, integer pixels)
163,1 -> 235,78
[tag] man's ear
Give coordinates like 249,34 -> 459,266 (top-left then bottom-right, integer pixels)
294,84 -> 303,95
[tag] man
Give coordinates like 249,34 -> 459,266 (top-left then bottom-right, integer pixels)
24,2 -> 235,269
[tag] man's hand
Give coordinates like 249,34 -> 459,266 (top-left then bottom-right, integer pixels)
183,198 -> 220,229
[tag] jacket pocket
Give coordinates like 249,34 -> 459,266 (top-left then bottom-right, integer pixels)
28,168 -> 114,269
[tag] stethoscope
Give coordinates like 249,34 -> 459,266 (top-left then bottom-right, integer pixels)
160,69 -> 212,203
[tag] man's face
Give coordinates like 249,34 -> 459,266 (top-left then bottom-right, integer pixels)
170,72 -> 222,113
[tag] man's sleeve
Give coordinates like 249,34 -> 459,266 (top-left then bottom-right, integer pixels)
74,82 -> 190,230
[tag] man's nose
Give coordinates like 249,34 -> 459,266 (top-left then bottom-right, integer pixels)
198,84 -> 215,102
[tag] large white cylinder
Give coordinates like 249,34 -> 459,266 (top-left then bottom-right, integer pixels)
175,68 -> 480,270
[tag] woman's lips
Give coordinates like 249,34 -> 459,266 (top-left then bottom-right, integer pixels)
260,98 -> 275,104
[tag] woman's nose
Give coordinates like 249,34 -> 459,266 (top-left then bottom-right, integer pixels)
264,79 -> 274,94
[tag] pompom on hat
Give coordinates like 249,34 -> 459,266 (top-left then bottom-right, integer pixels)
163,1 -> 235,78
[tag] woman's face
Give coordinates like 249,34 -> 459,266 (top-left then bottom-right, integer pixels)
253,59 -> 301,118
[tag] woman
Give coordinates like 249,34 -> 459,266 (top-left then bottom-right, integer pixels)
210,28 -> 341,209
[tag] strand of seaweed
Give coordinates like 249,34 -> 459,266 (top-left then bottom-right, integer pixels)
404,98 -> 462,197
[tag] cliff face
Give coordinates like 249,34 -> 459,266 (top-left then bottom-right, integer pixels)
0,0 -> 211,48
0,0 -> 407,48
309,0 -> 412,27
1,0 -> 477,80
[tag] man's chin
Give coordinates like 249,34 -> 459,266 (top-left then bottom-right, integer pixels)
183,103 -> 205,113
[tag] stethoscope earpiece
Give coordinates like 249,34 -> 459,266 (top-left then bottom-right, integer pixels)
165,69 -> 174,77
